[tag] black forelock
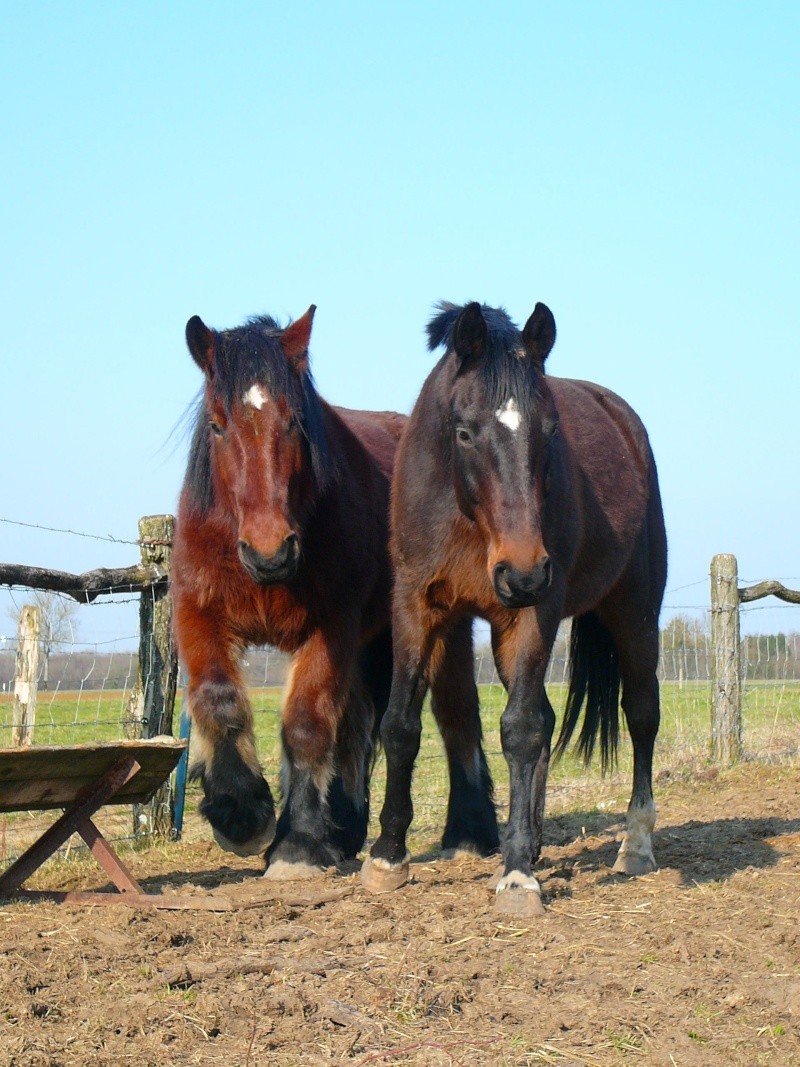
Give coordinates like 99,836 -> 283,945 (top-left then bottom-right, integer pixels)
210,315 -> 296,410
183,314 -> 338,514
427,302 -> 543,416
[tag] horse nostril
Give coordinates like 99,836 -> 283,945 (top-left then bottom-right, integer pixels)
284,533 -> 300,561
493,562 -> 512,593
540,556 -> 552,583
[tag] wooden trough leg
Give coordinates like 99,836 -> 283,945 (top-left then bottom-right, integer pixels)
0,755 -> 141,898
75,816 -> 144,895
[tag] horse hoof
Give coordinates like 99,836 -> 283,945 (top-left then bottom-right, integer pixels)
612,851 -> 657,877
265,831 -> 338,873
494,886 -> 546,917
263,858 -> 325,881
494,870 -> 545,917
212,821 -> 275,858
360,855 -> 410,894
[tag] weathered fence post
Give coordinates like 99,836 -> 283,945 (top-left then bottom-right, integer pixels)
12,605 -> 41,746
710,553 -> 742,765
132,515 -> 179,838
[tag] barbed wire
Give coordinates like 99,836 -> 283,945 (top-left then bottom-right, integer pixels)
0,516 -> 139,546
1,585 -> 142,605
664,578 -> 709,594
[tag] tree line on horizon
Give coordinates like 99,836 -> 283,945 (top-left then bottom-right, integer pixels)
1,613 -> 798,693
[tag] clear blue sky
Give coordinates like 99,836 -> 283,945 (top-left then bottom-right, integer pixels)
1,2 -> 798,647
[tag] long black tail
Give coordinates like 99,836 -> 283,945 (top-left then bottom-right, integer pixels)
360,627 -> 394,745
553,612 -> 620,773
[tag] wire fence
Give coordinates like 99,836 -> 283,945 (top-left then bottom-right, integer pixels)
0,516 -> 182,865
1,512 -> 798,868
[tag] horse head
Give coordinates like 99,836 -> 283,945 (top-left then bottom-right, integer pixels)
431,300 -> 559,609
185,306 -> 331,585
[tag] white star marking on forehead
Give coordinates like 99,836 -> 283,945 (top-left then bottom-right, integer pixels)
243,384 -> 268,410
495,397 -> 521,433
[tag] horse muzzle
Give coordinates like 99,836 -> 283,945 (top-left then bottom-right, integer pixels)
493,556 -> 552,609
238,534 -> 300,585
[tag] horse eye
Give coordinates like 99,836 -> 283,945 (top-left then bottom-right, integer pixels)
210,420 -> 224,437
455,426 -> 473,446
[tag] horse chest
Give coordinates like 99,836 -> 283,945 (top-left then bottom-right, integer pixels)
228,584 -> 314,652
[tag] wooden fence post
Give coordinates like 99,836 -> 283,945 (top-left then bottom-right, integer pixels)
133,515 -> 179,838
12,606 -> 41,746
710,553 -> 742,765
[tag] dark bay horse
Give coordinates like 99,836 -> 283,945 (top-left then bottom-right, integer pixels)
171,306 -> 499,876
362,301 -> 667,914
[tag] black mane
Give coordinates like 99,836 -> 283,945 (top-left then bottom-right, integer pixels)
185,315 -> 336,514
427,302 -> 543,417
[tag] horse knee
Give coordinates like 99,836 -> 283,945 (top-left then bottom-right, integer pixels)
283,711 -> 334,767
501,700 -> 552,761
380,709 -> 422,762
190,674 -> 247,737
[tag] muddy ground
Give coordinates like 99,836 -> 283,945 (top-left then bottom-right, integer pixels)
0,761 -> 798,1067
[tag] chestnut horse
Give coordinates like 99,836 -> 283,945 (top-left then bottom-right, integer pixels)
171,306 -> 499,875
362,301 -> 667,914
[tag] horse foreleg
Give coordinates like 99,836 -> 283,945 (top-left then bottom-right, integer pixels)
492,615 -> 557,917
361,597 -> 436,894
265,627 -> 362,877
179,607 -> 276,857
430,617 -> 499,858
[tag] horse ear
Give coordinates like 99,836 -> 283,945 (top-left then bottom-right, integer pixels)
280,305 -> 316,372
522,303 -> 556,368
186,315 -> 215,374
452,302 -> 488,366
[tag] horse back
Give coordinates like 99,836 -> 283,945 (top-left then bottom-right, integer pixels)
549,376 -> 665,613
333,407 -> 406,484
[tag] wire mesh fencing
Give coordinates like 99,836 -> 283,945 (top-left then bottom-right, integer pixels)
0,516 -> 181,866
2,531 -> 799,870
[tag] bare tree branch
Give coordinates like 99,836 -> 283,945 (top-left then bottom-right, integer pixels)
0,563 -> 167,604
739,580 -> 800,605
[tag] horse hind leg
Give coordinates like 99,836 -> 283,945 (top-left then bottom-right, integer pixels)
612,661 -> 659,876
325,627 -> 394,858
326,677 -> 378,859
430,617 -> 499,858
599,605 -> 661,877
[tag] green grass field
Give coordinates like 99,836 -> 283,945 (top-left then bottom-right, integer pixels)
2,679 -> 798,765
3,678 -> 797,859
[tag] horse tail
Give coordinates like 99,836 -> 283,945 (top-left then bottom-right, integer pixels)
553,612 -> 620,773
359,627 -> 393,746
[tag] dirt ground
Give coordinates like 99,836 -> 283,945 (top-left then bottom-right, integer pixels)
1,762 -> 798,1067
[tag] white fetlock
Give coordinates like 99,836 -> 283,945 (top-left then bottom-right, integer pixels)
613,800 -> 657,875
495,869 -> 542,897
